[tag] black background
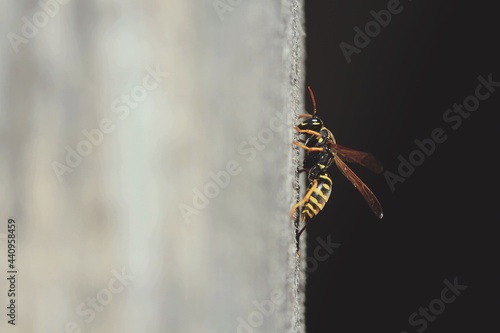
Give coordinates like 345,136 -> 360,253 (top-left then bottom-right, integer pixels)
303,1 -> 499,332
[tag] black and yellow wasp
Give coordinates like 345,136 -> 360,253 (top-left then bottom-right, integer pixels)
291,86 -> 384,240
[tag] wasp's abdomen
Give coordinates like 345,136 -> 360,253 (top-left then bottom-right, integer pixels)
301,173 -> 332,221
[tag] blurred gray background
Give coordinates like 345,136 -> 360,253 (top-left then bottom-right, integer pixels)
0,1 -> 306,332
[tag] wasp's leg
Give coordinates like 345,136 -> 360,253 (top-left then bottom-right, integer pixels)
293,141 -> 325,152
290,179 -> 319,219
294,126 -> 323,139
296,222 -> 309,241
297,167 -> 310,173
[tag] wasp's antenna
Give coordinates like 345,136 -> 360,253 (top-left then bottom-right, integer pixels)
307,86 -> 317,116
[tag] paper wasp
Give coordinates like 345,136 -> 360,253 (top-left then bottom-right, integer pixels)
291,86 -> 383,241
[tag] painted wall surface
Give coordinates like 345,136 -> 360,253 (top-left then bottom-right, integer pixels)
0,1 -> 306,332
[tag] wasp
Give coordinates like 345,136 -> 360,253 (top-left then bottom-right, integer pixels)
291,86 -> 384,240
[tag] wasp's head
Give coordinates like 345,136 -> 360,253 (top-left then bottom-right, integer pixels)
297,116 -> 323,132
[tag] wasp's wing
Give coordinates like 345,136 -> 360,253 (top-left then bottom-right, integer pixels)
329,143 -> 383,174
334,155 -> 383,219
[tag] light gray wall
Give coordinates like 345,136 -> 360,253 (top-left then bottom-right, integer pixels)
0,0 -> 306,332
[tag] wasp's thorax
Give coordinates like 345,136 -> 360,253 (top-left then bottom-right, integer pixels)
307,149 -> 336,181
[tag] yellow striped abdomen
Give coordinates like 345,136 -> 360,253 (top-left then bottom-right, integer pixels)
301,173 -> 332,221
